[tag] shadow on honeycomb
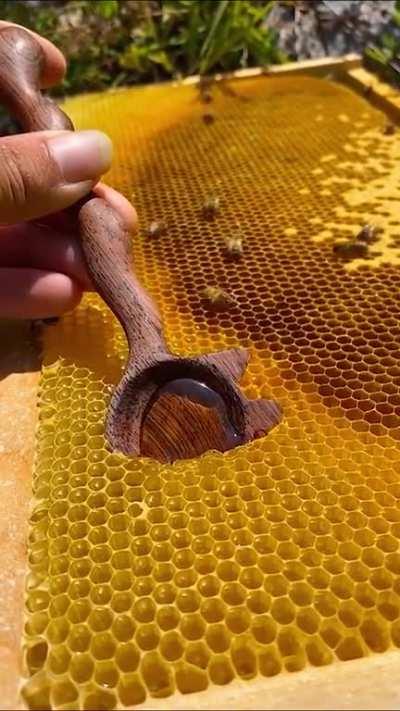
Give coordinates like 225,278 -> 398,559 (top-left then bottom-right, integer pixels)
22,75 -> 400,710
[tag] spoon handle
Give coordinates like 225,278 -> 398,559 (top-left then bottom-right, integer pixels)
0,25 -> 166,354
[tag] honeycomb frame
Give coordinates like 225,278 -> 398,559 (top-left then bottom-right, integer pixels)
17,56 -> 400,710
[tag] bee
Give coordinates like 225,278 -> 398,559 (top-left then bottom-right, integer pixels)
200,90 -> 213,104
202,113 -> 215,125
333,240 -> 369,259
202,287 -> 235,311
355,223 -> 383,244
147,220 -> 167,238
383,122 -> 396,136
198,76 -> 213,101
224,234 -> 243,259
201,196 -> 220,220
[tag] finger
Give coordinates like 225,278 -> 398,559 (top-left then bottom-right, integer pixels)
34,182 -> 138,234
0,130 -> 112,224
0,222 -> 93,290
0,268 -> 82,319
0,21 -> 66,88
94,183 -> 138,230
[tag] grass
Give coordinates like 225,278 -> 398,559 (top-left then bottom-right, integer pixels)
0,0 -> 285,95
363,0 -> 400,85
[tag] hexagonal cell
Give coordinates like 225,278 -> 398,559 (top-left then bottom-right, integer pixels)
183,640 -> 210,670
135,622 -> 160,651
336,636 -> 365,661
115,641 -> 140,673
360,615 -> 390,653
264,574 -> 289,598
87,607 -> 113,633
70,652 -> 94,684
221,582 -> 247,606
95,660 -> 120,688
175,663 -> 208,694
67,624 -> 91,654
205,623 -> 231,653
24,639 -> 49,675
111,614 -> 136,643
197,574 -> 221,598
21,670 -> 51,710
195,555 -> 217,575
22,75 -> 400,707
297,607 -> 320,635
157,606 -> 181,632
110,591 -> 133,614
230,636 -> 257,680
118,673 -> 146,707
82,688 -> 116,710
160,630 -> 185,662
91,632 -> 116,660
377,591 -> 400,622
306,637 -> 333,667
153,583 -> 176,605
354,582 -> 378,609
259,646 -> 282,677
251,615 -> 277,644
132,597 -> 156,623
180,613 -> 206,641
271,598 -> 296,625
50,679 -> 78,708
200,598 -> 227,623
320,619 -> 343,649
140,651 -> 175,698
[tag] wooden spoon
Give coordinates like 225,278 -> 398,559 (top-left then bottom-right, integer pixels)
0,26 -> 282,462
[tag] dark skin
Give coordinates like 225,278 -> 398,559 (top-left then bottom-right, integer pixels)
0,21 -> 137,319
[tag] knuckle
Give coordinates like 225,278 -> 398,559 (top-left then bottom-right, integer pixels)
0,144 -> 29,210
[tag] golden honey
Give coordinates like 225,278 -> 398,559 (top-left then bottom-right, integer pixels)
22,74 -> 400,709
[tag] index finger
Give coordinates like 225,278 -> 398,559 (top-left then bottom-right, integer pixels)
0,21 -> 66,89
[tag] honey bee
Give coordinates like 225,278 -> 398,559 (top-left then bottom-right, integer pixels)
355,223 -> 383,244
224,234 -> 243,259
201,196 -> 220,219
200,91 -> 213,104
333,240 -> 369,259
147,221 -> 167,238
202,113 -> 215,125
383,122 -> 396,136
198,77 -> 214,103
202,287 -> 235,311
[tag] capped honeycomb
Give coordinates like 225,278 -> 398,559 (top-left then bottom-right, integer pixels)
22,74 -> 400,710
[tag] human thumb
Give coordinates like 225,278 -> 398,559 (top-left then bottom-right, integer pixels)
0,129 -> 112,224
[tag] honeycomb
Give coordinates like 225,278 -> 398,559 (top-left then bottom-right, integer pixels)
22,74 -> 400,710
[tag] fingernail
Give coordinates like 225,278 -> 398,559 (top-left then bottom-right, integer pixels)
47,130 -> 113,183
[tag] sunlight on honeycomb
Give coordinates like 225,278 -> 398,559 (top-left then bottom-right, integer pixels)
22,75 -> 400,710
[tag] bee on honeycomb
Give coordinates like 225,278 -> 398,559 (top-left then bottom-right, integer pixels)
383,122 -> 396,136
224,233 -> 244,259
201,196 -> 220,219
147,220 -> 167,238
198,76 -> 214,104
333,240 -> 369,259
355,224 -> 383,244
201,92 -> 213,104
202,286 -> 235,311
202,113 -> 215,125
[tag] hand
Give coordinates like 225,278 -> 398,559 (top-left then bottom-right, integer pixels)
0,21 -> 137,319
